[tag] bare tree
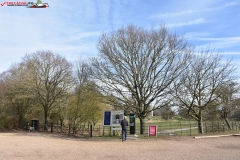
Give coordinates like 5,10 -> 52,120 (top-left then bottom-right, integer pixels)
52,92 -> 69,132
0,62 -> 40,129
153,106 -> 176,120
91,24 -> 191,134
215,81 -> 240,129
67,60 -> 103,134
23,51 -> 73,130
232,98 -> 240,120
173,50 -> 235,133
67,61 -> 90,133
0,72 -> 7,116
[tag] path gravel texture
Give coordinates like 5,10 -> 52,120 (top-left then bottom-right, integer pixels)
1,132 -> 240,160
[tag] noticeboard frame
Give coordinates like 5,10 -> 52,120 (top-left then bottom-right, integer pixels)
148,125 -> 157,137
103,110 -> 124,127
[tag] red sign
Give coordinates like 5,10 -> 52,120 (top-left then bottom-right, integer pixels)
149,126 -> 157,137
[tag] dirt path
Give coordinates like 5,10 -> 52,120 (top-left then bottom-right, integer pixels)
1,132 -> 240,160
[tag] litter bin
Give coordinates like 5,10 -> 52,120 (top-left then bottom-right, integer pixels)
31,120 -> 39,131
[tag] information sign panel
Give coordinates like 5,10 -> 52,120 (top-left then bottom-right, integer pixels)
148,125 -> 157,137
103,111 -> 111,126
111,110 -> 124,127
103,110 -> 124,127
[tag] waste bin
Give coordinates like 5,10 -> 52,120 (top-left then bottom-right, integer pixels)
31,120 -> 39,131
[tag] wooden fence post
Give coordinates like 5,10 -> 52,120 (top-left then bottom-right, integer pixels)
180,122 -> 182,136
68,124 -> 70,136
212,121 -> 213,132
51,123 -> 53,133
90,124 -> 92,137
190,123 -> 191,136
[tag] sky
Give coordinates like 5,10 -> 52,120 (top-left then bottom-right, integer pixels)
0,0 -> 240,73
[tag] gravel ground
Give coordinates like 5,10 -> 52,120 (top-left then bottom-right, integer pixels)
1,132 -> 240,160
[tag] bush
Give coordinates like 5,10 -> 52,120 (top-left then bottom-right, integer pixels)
4,116 -> 19,129
0,115 -> 5,129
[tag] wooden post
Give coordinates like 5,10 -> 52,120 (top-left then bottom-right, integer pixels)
212,122 -> 213,132
51,123 -> 53,133
223,122 -> 225,132
180,122 -> 182,136
68,124 -> 70,136
190,123 -> 191,136
90,124 -> 92,137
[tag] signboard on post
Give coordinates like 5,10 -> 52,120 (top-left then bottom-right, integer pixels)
103,111 -> 111,126
103,110 -> 124,127
111,110 -> 124,127
148,125 -> 157,137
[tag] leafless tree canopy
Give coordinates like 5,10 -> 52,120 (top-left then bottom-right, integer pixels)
66,60 -> 103,133
215,81 -> 240,129
23,51 -> 73,130
0,52 -> 107,131
174,50 -> 235,133
92,25 -> 191,133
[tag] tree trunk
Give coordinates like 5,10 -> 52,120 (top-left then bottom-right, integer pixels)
17,105 -> 24,128
139,117 -> 145,134
198,120 -> 204,134
60,120 -> 63,133
224,117 -> 232,130
73,121 -> 76,134
18,114 -> 24,128
44,110 -> 48,131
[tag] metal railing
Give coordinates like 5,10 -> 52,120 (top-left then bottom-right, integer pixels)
23,121 -> 240,137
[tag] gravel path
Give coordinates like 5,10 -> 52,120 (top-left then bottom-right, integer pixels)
1,132 -> 240,160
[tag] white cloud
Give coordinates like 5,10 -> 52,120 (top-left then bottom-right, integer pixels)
167,18 -> 206,27
194,37 -> 240,49
149,2 -> 239,19
0,0 -> 239,74
185,32 -> 210,38
222,52 -> 240,55
0,0 -> 103,73
149,10 -> 196,19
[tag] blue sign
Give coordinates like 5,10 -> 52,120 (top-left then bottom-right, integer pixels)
103,111 -> 111,126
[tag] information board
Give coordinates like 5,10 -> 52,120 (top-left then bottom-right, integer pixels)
111,110 -> 124,127
103,111 -> 111,126
103,110 -> 124,126
148,125 -> 157,137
